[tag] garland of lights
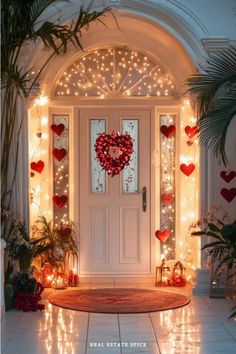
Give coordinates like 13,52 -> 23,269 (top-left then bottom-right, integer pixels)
95,132 -> 133,177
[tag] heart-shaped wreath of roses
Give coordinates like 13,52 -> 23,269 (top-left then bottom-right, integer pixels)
95,132 -> 134,177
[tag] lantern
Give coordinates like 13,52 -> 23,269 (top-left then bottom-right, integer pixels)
52,271 -> 67,290
68,270 -> 78,287
155,259 -> 171,286
41,263 -> 54,288
171,261 -> 186,287
67,253 -> 79,286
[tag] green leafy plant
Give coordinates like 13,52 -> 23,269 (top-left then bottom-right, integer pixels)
192,220 -> 236,271
1,0 -> 111,210
187,47 -> 236,166
2,211 -> 53,279
34,216 -> 78,267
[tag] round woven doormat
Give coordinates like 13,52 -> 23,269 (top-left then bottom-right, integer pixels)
49,288 -> 190,313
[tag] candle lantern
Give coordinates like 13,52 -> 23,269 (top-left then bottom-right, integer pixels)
68,270 -> 78,287
41,263 -> 54,288
155,259 -> 171,286
52,271 -> 67,289
171,261 -> 186,287
67,253 -> 79,286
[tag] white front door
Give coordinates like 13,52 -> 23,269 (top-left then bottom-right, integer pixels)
79,109 -> 151,274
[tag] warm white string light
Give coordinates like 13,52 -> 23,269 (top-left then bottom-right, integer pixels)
55,48 -> 175,97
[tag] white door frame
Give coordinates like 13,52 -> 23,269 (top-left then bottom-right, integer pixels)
49,98 -> 182,278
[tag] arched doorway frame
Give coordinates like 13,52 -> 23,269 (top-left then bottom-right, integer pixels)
28,7 -> 202,278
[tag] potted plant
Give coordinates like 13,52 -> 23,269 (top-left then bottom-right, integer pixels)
1,210 -> 53,309
34,216 -> 78,269
191,206 -> 236,316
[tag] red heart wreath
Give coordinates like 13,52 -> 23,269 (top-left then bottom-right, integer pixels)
95,132 -> 133,177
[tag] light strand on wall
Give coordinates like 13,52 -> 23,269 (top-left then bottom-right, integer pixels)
179,100 -> 200,271
29,95 -> 48,217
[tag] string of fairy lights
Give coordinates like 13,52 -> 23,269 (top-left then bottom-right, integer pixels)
55,48 -> 175,97
160,115 -> 176,260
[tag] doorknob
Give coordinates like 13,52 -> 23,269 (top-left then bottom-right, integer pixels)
142,186 -> 147,212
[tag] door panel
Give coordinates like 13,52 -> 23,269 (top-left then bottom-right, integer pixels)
79,109 -> 151,274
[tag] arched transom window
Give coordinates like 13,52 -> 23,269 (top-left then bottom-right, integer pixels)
54,47 -> 176,97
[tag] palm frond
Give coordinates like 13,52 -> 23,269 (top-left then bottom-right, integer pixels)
187,47 -> 236,165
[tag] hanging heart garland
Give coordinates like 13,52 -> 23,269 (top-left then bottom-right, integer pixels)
220,188 -> 236,203
52,195 -> 68,208
220,170 -> 236,183
161,193 -> 175,206
31,160 -> 44,173
51,123 -> 65,136
155,228 -> 171,243
184,126 -> 198,139
95,132 -> 133,177
52,148 -> 67,161
180,163 -> 195,176
160,125 -> 176,138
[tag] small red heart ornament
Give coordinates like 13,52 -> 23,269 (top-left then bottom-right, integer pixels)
31,160 -> 44,173
160,125 -> 176,138
220,188 -> 236,203
161,193 -> 175,206
180,163 -> 195,176
220,170 -> 236,183
184,126 -> 198,138
52,195 -> 68,208
95,132 -> 133,177
51,124 -> 65,136
52,148 -> 67,161
155,229 -> 171,243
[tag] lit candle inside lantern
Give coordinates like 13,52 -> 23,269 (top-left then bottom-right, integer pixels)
55,277 -> 64,289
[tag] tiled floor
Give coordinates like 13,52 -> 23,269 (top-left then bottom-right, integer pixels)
1,284 -> 236,354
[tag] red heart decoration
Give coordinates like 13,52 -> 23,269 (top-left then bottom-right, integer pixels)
52,148 -> 67,161
161,193 -> 175,206
160,125 -> 176,138
220,170 -> 236,183
52,195 -> 68,208
180,163 -> 195,176
155,229 -> 171,243
51,124 -> 65,136
95,132 -> 133,177
184,126 -> 198,138
220,188 -> 236,203
31,160 -> 44,173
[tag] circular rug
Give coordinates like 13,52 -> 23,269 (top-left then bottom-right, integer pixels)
49,288 -> 190,313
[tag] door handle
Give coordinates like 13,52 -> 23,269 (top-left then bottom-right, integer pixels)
142,186 -> 147,212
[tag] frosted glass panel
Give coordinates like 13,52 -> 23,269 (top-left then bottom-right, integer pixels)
122,120 -> 138,193
91,119 -> 106,193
